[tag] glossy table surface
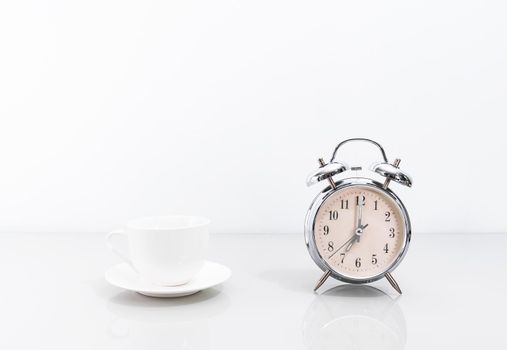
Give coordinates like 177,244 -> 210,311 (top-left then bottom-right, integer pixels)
0,232 -> 505,349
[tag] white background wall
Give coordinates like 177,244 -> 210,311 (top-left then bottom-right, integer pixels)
1,0 -> 506,234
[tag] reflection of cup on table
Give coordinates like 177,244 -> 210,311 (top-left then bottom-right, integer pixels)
107,216 -> 209,286
107,289 -> 231,348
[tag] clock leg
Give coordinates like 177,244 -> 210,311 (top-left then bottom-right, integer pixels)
314,270 -> 332,292
385,272 -> 402,294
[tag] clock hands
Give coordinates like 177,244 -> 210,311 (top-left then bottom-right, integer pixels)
327,223 -> 369,259
327,196 -> 371,259
345,223 -> 369,252
327,234 -> 358,259
342,197 -> 367,253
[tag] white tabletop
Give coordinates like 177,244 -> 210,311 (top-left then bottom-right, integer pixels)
0,232 -> 505,349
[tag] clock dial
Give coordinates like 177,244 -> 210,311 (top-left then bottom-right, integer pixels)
314,185 -> 406,280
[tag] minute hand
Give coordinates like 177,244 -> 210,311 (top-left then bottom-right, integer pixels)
357,201 -> 363,227
356,200 -> 363,242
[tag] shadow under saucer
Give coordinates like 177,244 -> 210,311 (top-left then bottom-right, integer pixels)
107,287 -> 231,323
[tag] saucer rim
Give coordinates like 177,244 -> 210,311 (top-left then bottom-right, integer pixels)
105,260 -> 231,295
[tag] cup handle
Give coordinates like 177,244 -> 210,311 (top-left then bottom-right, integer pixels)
106,229 -> 134,269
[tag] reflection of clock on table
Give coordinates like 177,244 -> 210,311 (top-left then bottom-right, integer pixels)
305,138 -> 413,293
302,285 -> 406,350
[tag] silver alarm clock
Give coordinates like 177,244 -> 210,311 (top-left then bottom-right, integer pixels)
304,138 -> 412,293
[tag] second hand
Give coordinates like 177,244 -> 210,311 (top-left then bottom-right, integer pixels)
328,234 -> 357,259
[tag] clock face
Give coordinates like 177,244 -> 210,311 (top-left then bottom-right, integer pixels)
314,185 -> 407,280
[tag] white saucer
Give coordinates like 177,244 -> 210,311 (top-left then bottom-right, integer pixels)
105,261 -> 231,298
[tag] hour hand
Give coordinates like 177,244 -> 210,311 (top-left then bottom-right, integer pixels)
345,224 -> 369,252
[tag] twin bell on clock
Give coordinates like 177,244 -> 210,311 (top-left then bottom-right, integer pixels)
304,138 -> 412,294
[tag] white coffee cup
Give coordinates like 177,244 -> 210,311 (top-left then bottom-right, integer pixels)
106,215 -> 209,286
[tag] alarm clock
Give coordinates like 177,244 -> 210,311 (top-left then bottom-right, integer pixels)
304,138 -> 412,294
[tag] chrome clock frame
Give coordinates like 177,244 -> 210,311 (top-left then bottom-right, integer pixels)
304,177 -> 412,285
